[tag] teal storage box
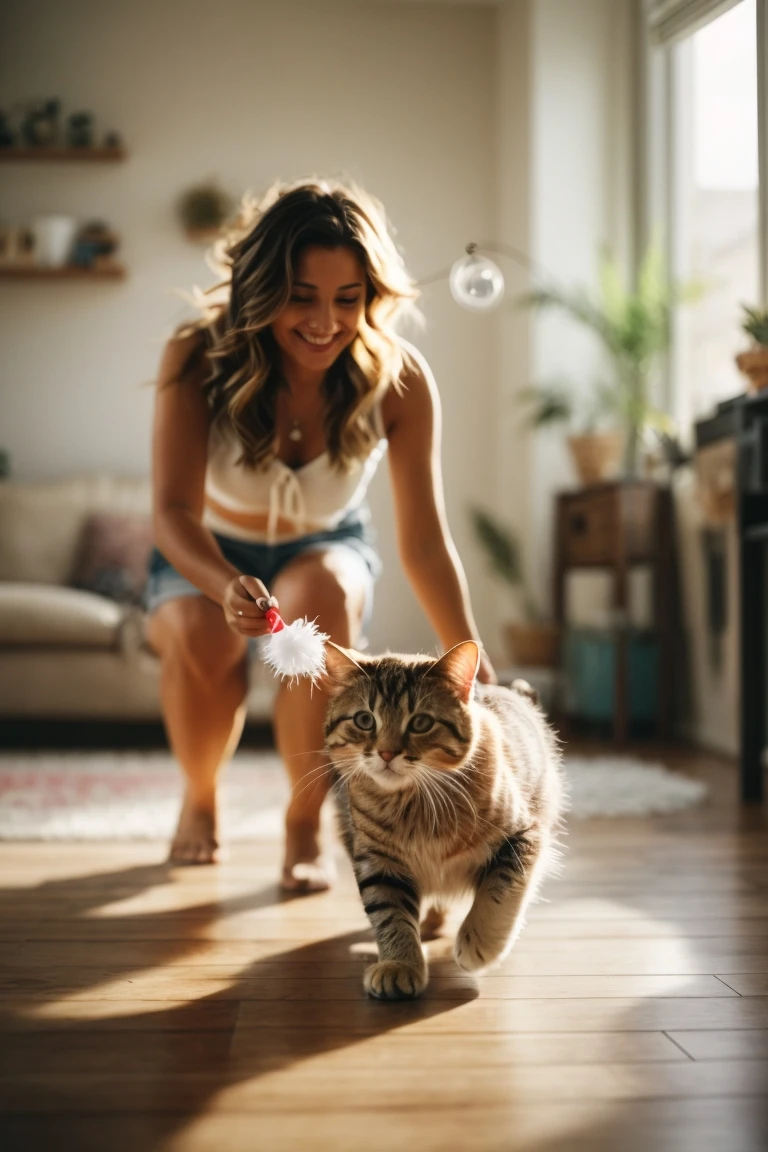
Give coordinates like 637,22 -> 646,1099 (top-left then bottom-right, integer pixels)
563,629 -> 658,722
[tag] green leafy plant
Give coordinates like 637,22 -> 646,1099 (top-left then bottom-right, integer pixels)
518,378 -> 623,435
741,304 -> 768,347
519,243 -> 700,475
176,180 -> 233,234
469,507 -> 539,621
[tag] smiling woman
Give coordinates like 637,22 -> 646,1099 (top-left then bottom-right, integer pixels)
142,178 -> 497,884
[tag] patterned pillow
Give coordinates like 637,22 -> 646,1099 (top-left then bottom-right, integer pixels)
70,512 -> 154,605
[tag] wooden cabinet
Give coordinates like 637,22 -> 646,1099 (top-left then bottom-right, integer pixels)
554,481 -> 676,742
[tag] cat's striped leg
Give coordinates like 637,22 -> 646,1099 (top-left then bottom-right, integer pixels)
354,860 -> 427,1000
455,833 -> 548,974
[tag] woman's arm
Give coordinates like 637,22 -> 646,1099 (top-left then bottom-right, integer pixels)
383,344 -> 496,682
151,333 -> 269,633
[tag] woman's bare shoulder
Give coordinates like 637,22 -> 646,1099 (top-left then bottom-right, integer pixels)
157,325 -> 212,389
381,337 -> 438,433
396,336 -> 435,387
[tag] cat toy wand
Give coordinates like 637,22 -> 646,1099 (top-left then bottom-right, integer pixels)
254,596 -> 328,684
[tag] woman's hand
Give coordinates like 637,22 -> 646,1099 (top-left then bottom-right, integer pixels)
476,648 -> 498,685
223,574 -> 277,638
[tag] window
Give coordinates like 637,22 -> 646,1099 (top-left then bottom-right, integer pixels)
670,0 -> 760,428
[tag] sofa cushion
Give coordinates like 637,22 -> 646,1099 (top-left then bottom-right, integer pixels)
70,512 -> 154,604
0,584 -> 124,648
0,475 -> 151,585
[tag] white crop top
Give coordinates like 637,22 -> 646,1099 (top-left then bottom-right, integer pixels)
203,408 -> 388,543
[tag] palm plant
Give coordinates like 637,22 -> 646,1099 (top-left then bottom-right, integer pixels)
518,377 -> 622,435
469,507 -> 538,621
520,243 -> 699,476
741,304 -> 768,347
736,304 -> 768,392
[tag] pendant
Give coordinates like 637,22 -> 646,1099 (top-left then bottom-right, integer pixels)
289,420 -> 302,442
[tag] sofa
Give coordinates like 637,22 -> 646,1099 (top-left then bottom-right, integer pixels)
0,474 -> 275,722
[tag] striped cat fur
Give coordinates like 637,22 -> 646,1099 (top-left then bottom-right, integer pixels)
322,640 -> 565,1000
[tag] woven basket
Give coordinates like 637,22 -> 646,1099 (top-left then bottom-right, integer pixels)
567,432 -> 625,485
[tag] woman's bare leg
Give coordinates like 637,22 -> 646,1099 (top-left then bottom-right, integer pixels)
146,596 -> 248,864
271,550 -> 367,891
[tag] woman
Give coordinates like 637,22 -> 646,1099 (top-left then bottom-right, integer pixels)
146,178 -> 496,883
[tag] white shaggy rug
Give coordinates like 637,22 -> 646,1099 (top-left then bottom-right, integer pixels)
0,751 -> 708,841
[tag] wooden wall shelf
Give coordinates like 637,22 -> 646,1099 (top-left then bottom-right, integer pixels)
0,147 -> 126,162
0,265 -> 126,280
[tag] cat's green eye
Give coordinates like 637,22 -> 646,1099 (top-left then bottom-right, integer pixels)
353,711 -> 375,731
409,713 -> 434,734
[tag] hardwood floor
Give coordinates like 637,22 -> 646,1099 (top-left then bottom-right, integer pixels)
0,744 -> 767,1151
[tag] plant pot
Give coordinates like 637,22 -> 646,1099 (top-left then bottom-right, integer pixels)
736,346 -> 768,393
504,622 -> 560,668
567,432 -> 625,486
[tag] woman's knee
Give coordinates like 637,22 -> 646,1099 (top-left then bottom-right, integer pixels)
272,552 -> 366,645
147,596 -> 247,683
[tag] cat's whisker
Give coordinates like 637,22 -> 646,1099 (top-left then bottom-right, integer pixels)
287,763 -> 335,794
283,747 -> 331,761
415,773 -> 439,836
289,759 -> 335,784
419,770 -> 457,834
422,766 -> 476,836
423,770 -> 455,836
288,762 -> 337,804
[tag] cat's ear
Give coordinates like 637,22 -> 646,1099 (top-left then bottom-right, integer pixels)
322,640 -> 366,695
428,640 -> 480,704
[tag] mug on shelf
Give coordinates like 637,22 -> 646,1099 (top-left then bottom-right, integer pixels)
29,215 -> 78,267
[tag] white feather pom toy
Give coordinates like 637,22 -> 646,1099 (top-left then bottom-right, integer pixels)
256,597 -> 328,684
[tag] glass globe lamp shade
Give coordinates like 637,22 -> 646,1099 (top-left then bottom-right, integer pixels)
448,252 -> 505,311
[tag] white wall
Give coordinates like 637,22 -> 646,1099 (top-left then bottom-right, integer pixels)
0,0 -> 499,657
493,0 -> 534,625
527,0 -> 636,603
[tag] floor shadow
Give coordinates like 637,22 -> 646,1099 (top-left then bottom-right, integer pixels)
0,858 -> 477,1151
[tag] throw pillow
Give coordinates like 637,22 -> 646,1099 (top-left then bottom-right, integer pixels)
70,512 -> 154,604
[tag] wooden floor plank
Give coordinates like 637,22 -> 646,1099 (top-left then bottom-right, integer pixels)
0,1030 -> 686,1075
4,937 -> 767,977
232,995 -> 768,1033
712,973 -> 768,995
668,1029 -> 768,1061
2,1060 -> 768,1115
0,972 -> 737,1002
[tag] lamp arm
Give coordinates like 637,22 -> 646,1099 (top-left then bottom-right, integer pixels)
471,241 -> 552,283
416,262 -> 458,289
416,241 -> 553,291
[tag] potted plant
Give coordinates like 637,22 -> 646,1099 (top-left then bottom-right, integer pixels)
518,378 -> 626,485
469,507 -> 559,667
735,305 -> 768,393
520,243 -> 699,477
176,180 -> 234,243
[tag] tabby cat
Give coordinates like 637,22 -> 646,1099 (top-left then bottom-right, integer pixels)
323,640 -> 565,1000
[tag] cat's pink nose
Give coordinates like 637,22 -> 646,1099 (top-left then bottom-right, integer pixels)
379,750 -> 397,763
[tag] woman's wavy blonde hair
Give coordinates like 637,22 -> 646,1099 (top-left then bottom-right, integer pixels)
176,178 -> 419,471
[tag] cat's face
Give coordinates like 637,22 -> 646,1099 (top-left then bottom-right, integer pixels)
323,641 -> 480,793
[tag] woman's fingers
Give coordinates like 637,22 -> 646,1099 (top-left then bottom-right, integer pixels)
239,574 -> 273,606
223,575 -> 272,634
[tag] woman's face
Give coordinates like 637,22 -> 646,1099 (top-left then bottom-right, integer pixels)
271,245 -> 367,376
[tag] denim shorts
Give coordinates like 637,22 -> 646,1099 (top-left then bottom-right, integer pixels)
143,509 -> 382,642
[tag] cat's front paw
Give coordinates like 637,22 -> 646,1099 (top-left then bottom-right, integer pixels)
364,960 -> 427,1000
454,924 -> 494,973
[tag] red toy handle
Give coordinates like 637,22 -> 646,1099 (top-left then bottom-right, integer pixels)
265,607 -> 285,634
